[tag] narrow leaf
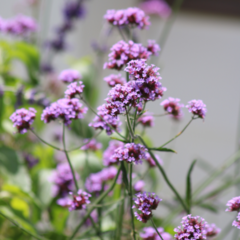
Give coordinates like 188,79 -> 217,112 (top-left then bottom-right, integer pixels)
110,137 -> 127,143
197,203 -> 218,213
149,147 -> 177,153
185,160 -> 197,213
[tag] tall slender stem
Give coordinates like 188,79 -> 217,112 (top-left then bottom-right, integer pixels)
129,164 -> 136,240
151,218 -> 164,240
89,215 -> 103,240
117,27 -> 127,41
137,135 -> 189,213
62,124 -> 79,191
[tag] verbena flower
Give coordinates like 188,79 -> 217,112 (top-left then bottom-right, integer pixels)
23,153 -> 39,169
186,100 -> 207,119
226,196 -> 240,212
64,81 -> 85,98
205,223 -> 221,238
125,59 -> 166,101
104,40 -> 151,70
50,163 -> 79,198
137,112 -> 154,127
80,139 -> 102,151
48,34 -> 66,52
63,1 -> 85,20
58,69 -> 81,83
139,0 -> 172,19
111,143 -> 147,164
103,140 -> 124,166
104,7 -> 150,29
161,97 -> 184,119
174,215 -> 208,240
147,40 -> 160,56
85,167 -> 118,193
140,226 -> 172,240
10,108 -> 36,134
89,104 -> 122,135
57,189 -> 91,211
145,152 -> 163,167
41,98 -> 87,126
232,213 -> 240,229
133,192 -> 161,223
134,180 -> 145,193
104,74 -> 126,87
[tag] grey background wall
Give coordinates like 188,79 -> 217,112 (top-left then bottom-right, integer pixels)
1,0 -> 240,236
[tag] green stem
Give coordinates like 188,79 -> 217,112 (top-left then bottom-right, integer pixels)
69,167 -> 121,240
151,218 -> 164,240
117,27 -> 127,41
137,135 -> 189,213
159,116 -> 195,148
89,215 -> 103,240
0,211 -> 47,240
129,164 -> 136,240
62,124 -> 79,191
126,108 -> 135,139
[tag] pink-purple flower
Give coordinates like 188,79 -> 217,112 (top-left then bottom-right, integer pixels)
104,7 -> 150,29
134,180 -> 145,193
57,189 -> 91,211
10,108 -> 36,134
80,139 -> 102,151
145,153 -> 163,167
205,223 -> 221,237
140,226 -> 172,240
137,112 -> 154,127
58,69 -> 81,83
64,81 -> 85,99
133,192 -> 162,223
174,215 -> 208,240
147,40 -> 160,56
186,100 -> 207,119
104,74 -> 126,87
226,196 -> 240,212
161,97 -> 184,119
41,98 -> 87,126
232,213 -> 240,229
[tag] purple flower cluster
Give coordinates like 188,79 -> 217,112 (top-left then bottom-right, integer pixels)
85,167 -> 118,193
134,180 -> 145,193
186,100 -> 207,119
139,0 -> 172,19
58,69 -> 81,83
226,196 -> 240,212
125,59 -> 166,101
10,108 -> 36,134
140,226 -> 172,240
174,215 -> 208,240
104,40 -> 151,70
41,98 -> 87,126
0,15 -> 36,36
147,40 -> 161,56
80,139 -> 102,151
64,1 -> 85,21
232,213 -> 240,229
57,189 -> 91,211
104,7 -> 150,29
23,153 -> 39,169
89,104 -> 122,135
137,112 -> 154,127
111,143 -> 147,164
205,223 -> 221,237
49,163 -> 79,198
145,153 -> 163,167
104,74 -> 126,87
161,97 -> 184,119
64,81 -> 85,99
133,191 -> 161,223
103,140 -> 124,166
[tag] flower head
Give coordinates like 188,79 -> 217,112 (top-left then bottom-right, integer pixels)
49,163 -> 79,197
186,100 -> 206,119
174,215 -> 208,240
10,108 -> 36,134
103,140 -> 124,166
64,81 -> 85,98
140,226 -> 172,240
161,97 -> 184,119
232,213 -> 240,229
41,98 -> 87,126
145,153 -> 163,167
80,139 -> 102,151
48,35 -> 66,52
23,153 -> 39,169
147,40 -> 160,56
104,74 -> 126,87
89,104 -> 122,135
125,59 -> 166,101
226,196 -> 240,212
104,7 -> 150,29
57,189 -> 91,211
63,1 -> 85,20
58,69 -> 81,83
134,180 -> 145,193
104,40 -> 151,70
133,192 -> 161,223
138,112 -> 154,127
111,143 -> 147,164
205,223 -> 221,238
85,167 -> 118,193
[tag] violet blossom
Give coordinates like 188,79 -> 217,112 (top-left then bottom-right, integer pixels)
64,81 -> 85,98
140,226 -> 172,240
137,112 -> 154,127
23,153 -> 39,169
134,180 -> 145,192
133,191 -> 161,223
10,108 -> 36,134
205,223 -> 221,238
161,97 -> 184,119
58,69 -> 82,83
80,139 -> 102,151
63,1 -> 85,20
232,213 -> 240,230
226,196 -> 240,212
145,152 -> 163,167
147,40 -> 161,56
186,100 -> 207,119
104,74 -> 126,87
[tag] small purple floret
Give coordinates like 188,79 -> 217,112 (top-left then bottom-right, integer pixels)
186,100 -> 206,119
206,223 -> 221,237
140,226 -> 172,240
147,40 -> 161,56
58,69 -> 81,83
104,74 -> 126,87
64,81 -> 85,98
232,213 -> 240,229
226,196 -> 240,212
161,97 -> 184,119
80,139 -> 102,151
137,112 -> 154,127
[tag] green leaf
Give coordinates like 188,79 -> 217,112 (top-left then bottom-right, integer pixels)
185,160 -> 197,213
149,147 -> 177,153
110,137 -> 127,143
10,197 -> 30,218
197,203 -> 218,213
50,205 -> 69,232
